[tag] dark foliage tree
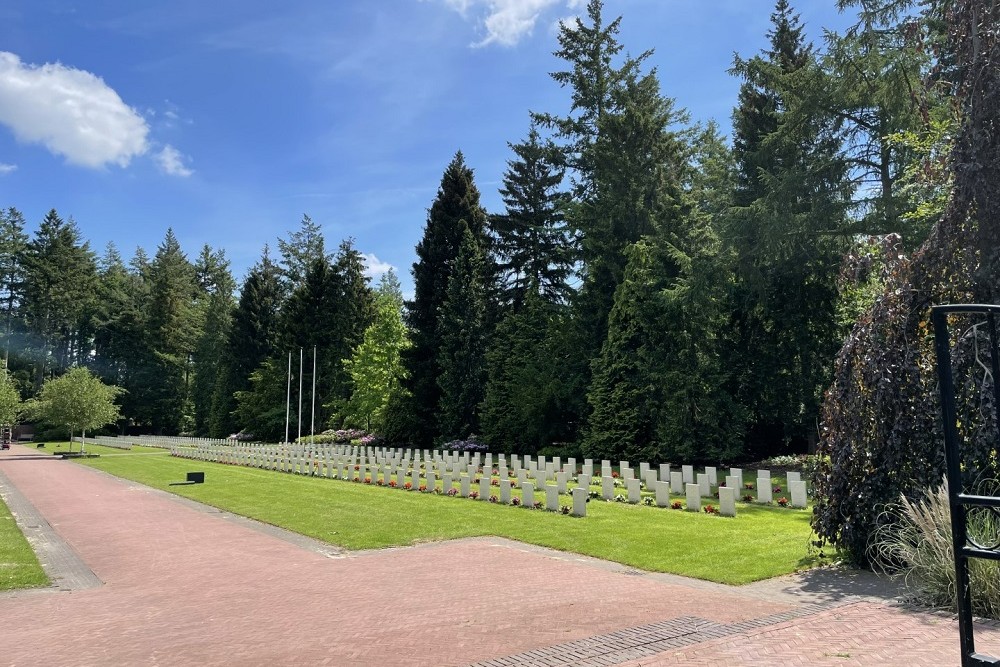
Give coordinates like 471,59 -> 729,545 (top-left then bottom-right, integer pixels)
211,247 -> 282,437
491,125 -> 574,309
814,0 -> 1000,563
435,222 -> 487,441
398,152 -> 488,445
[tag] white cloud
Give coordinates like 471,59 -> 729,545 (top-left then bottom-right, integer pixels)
0,51 -> 149,168
0,163 -> 15,174
155,144 -> 193,177
362,253 -> 396,279
436,0 -> 573,47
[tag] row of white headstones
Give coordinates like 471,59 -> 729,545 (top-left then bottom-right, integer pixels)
167,441 -> 810,517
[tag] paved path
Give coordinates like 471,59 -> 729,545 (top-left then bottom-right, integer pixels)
0,444 -> 997,666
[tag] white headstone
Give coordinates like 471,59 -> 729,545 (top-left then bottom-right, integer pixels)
409,469 -> 420,488
659,463 -> 670,481
479,477 -> 490,500
682,465 -> 694,484
719,487 -> 737,517
670,471 -> 684,495
601,461 -> 612,478
705,466 -> 717,487
729,468 -> 744,489
426,471 -> 436,491
757,479 -> 772,503
517,470 -> 527,487
627,478 -> 641,504
522,482 -> 535,508
639,462 -> 649,478
556,472 -> 568,494
697,473 -> 711,497
685,483 -> 701,512
602,476 -> 614,500
643,470 -> 657,489
655,480 -> 671,507
622,467 -> 634,481
790,480 -> 807,508
546,485 -> 559,511
582,462 -> 594,478
571,487 -> 587,517
443,473 -> 454,495
578,474 -> 592,489
757,469 -> 771,484
619,461 -> 630,478
786,471 -> 802,485
500,479 -> 511,504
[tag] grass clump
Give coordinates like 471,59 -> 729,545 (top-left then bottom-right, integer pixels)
870,479 -> 1000,618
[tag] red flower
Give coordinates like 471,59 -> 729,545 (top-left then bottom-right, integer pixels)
671,501 -> 683,510
703,504 -> 719,514
777,497 -> 789,507
403,482 -> 412,490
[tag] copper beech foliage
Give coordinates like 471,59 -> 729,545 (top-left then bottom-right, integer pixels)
813,0 -> 1000,563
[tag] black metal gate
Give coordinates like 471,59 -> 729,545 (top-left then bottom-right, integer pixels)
932,304 -> 1000,667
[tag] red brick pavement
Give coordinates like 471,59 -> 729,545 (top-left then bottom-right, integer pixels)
614,601 -> 1000,666
0,445 -> 994,666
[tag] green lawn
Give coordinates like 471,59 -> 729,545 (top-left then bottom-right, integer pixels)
0,492 -> 49,591
52,442 -> 827,584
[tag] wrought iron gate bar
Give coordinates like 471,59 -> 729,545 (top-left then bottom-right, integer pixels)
932,303 -> 1000,667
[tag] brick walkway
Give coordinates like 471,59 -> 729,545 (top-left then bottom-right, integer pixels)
0,444 -> 997,666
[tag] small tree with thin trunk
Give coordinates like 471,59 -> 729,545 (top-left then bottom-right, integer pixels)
0,370 -> 21,429
26,367 -> 122,452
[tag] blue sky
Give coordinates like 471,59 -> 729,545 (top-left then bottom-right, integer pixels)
0,1 -> 856,292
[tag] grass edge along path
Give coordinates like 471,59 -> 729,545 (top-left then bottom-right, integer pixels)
63,443 -> 826,585
0,486 -> 50,591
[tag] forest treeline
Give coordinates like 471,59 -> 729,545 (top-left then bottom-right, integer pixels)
0,0 -> 955,465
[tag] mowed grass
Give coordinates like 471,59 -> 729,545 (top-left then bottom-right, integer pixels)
0,493 -> 49,590
56,443 -> 826,585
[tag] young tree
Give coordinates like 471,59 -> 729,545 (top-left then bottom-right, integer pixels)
338,271 -> 409,431
26,367 -> 122,452
0,370 -> 21,426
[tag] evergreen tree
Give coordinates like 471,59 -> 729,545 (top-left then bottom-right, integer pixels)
0,208 -> 27,370
339,271 -> 409,432
435,222 -> 487,441
22,210 -> 97,389
191,246 -> 235,435
726,0 -> 849,454
277,214 -> 328,293
325,238 -> 376,416
144,229 -> 198,432
398,152 -> 488,445
211,247 -> 282,437
491,125 -> 575,309
480,284 -> 577,452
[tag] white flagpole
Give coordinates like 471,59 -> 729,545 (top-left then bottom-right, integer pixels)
284,351 -> 291,443
297,347 -> 303,443
310,345 -> 317,442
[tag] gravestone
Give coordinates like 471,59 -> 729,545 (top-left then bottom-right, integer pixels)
627,478 -> 641,504
705,466 -> 717,486
682,465 -> 694,484
578,474 -> 592,489
426,471 -> 436,491
655,480 -> 671,507
659,463 -> 670,481
546,485 -> 559,511
479,477 -> 490,500
697,473 -> 711,497
602,476 -> 614,500
460,474 -> 471,498
729,468 -> 744,489
522,482 -> 535,508
757,479 -> 772,503
556,472 -> 568,494
786,471 -> 801,485
442,473 -> 453,495
500,479 -> 511,504
757,469 -> 771,484
670,471 -> 684,495
685,483 -> 701,512
643,470 -> 657,489
719,487 -> 737,517
517,470 -> 527,487
571,487 -> 587,517
790,481 -> 807,508
622,467 -> 634,481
